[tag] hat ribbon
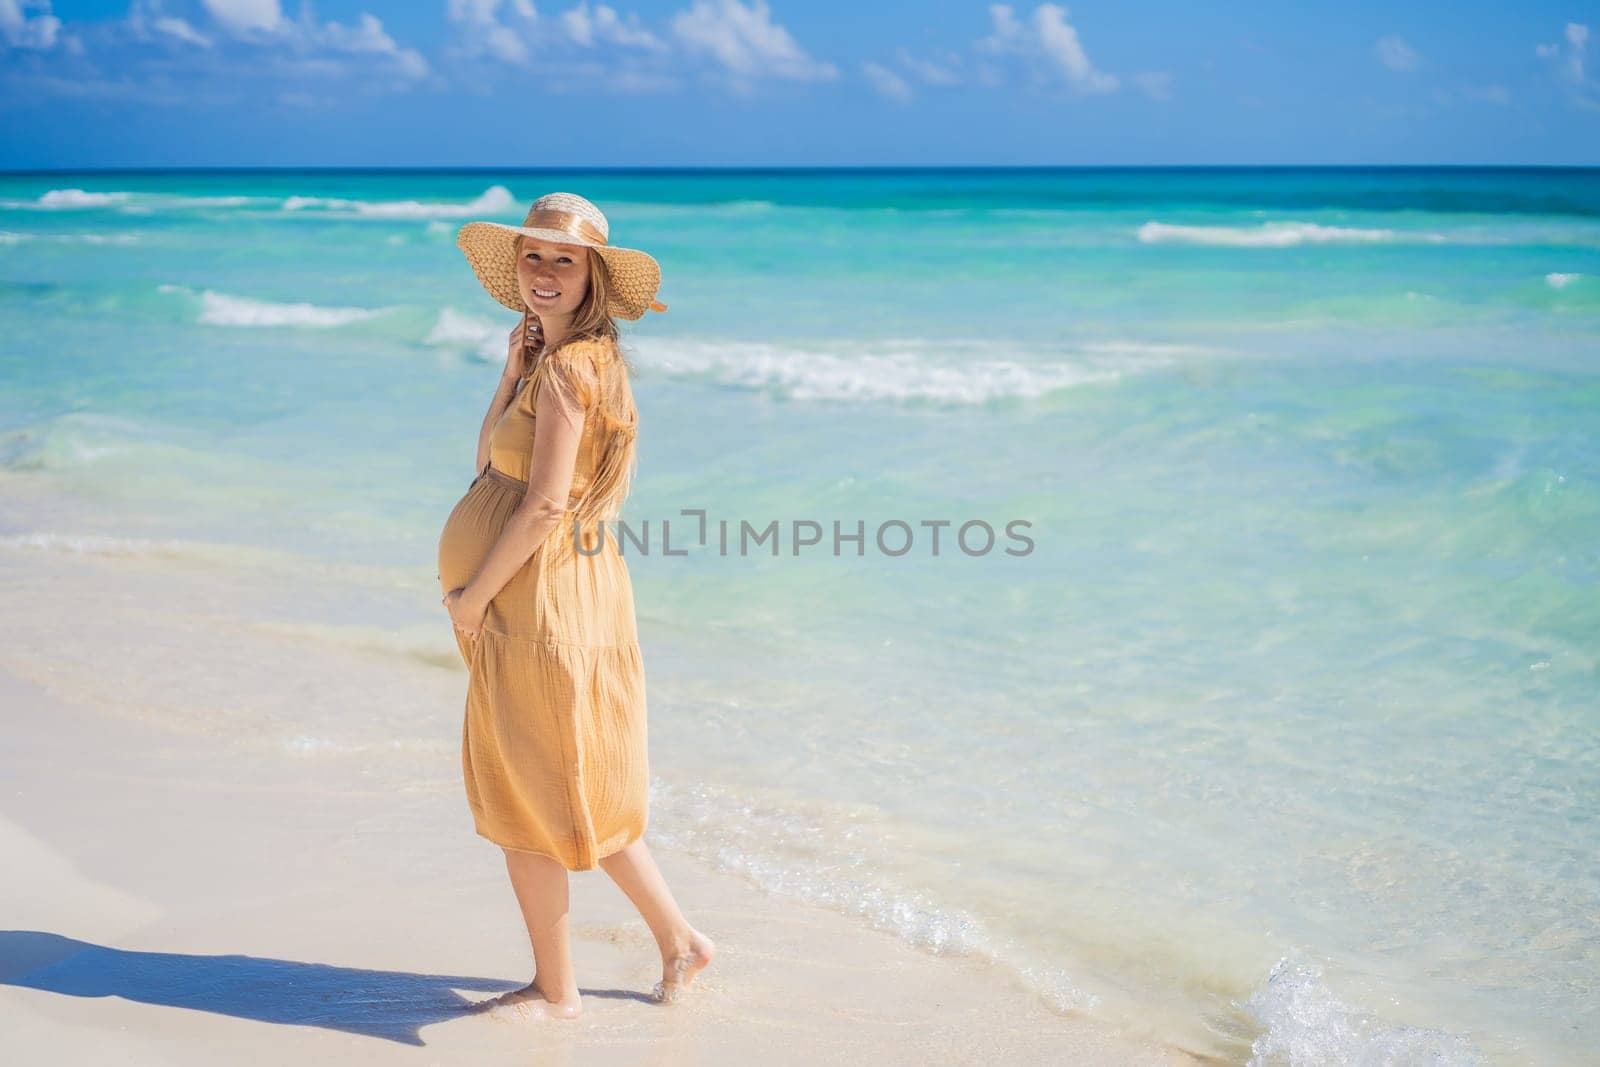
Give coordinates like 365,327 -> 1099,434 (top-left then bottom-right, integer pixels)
523,208 -> 608,245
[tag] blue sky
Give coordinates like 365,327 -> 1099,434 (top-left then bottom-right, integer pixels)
1,1 -> 1597,168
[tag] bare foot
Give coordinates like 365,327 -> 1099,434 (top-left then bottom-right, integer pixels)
469,979 -> 583,1021
652,928 -> 716,1004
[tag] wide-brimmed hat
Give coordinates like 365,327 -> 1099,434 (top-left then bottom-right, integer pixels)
456,191 -> 667,321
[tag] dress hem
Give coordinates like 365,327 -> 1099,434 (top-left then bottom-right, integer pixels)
472,822 -> 648,873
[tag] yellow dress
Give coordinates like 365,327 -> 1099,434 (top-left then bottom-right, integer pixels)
435,341 -> 648,870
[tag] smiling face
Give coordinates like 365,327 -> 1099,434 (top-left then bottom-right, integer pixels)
515,236 -> 592,319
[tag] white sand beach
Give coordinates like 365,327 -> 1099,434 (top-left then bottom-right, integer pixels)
0,526 -> 1206,1065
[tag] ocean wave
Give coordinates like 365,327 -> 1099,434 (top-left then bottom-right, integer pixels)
0,531 -> 246,564
1,188 -> 135,209
0,531 -> 327,587
122,194 -> 261,209
281,184 -> 517,220
1545,271 -> 1582,289
162,195 -> 257,207
0,190 -> 274,213
62,233 -> 139,244
424,307 -> 507,361
0,528 -> 432,595
1137,220 -> 1446,247
0,230 -> 139,245
247,619 -> 464,674
423,310 -> 1198,401
647,776 -> 1100,1013
634,337 -> 1186,404
603,198 -> 780,218
1241,957 -> 1484,1066
157,283 -> 386,327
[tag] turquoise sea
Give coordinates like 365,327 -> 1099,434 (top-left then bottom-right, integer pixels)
1,168 -> 1596,1064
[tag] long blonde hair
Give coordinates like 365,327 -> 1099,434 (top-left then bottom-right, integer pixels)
524,242 -> 640,529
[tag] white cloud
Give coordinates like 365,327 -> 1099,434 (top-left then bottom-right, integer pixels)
1375,33 -> 1419,72
562,2 -> 663,50
862,59 -> 912,102
9,70 -> 193,103
895,45 -> 961,86
977,3 -> 1118,94
125,1 -> 223,48
5,0 -> 430,106
447,0 -> 534,61
1032,4 -> 1116,91
1537,21 -> 1597,110
154,16 -> 211,47
185,1 -> 429,78
448,0 -> 499,19
669,0 -> 836,82
314,13 -> 428,79
1,0 -> 63,49
201,0 -> 281,35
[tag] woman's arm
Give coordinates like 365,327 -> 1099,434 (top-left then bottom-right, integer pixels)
460,355 -> 589,615
475,372 -> 523,475
475,313 -> 541,475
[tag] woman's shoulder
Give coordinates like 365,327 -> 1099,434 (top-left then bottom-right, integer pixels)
544,337 -> 624,383
547,333 -> 621,366
553,334 -> 620,358
536,334 -> 620,409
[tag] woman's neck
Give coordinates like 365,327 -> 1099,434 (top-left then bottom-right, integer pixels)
539,314 -> 575,353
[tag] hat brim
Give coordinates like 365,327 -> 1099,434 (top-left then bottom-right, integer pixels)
456,220 -> 662,321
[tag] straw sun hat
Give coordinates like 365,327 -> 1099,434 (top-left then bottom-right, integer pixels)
455,191 -> 667,321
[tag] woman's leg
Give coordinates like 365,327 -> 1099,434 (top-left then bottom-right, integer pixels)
473,848 -> 584,1019
597,836 -> 716,1001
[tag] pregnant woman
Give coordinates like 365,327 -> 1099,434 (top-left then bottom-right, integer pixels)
436,192 -> 714,1020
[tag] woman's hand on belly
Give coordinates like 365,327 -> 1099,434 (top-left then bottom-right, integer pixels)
443,586 -> 488,639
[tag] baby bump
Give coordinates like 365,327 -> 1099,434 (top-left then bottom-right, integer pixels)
438,476 -> 640,643
437,476 -> 520,595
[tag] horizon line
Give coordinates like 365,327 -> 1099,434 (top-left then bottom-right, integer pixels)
4,163 -> 1600,176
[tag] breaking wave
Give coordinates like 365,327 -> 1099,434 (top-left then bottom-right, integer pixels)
1137,220 -> 1447,247
157,284 -> 387,327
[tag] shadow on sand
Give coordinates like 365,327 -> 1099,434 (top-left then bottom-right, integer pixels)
1,930 -> 651,1045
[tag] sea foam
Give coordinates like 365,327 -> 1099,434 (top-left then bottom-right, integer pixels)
645,776 -> 1101,1014
0,231 -> 139,245
281,184 -> 517,220
30,188 -> 133,208
635,337 -> 1186,404
1241,957 -> 1485,1067
419,311 -> 1179,401
424,307 -> 506,361
0,190 -> 268,212
158,283 -> 385,327
1137,220 -> 1445,247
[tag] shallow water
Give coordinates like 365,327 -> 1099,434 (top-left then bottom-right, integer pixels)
1,168 -> 1596,1064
